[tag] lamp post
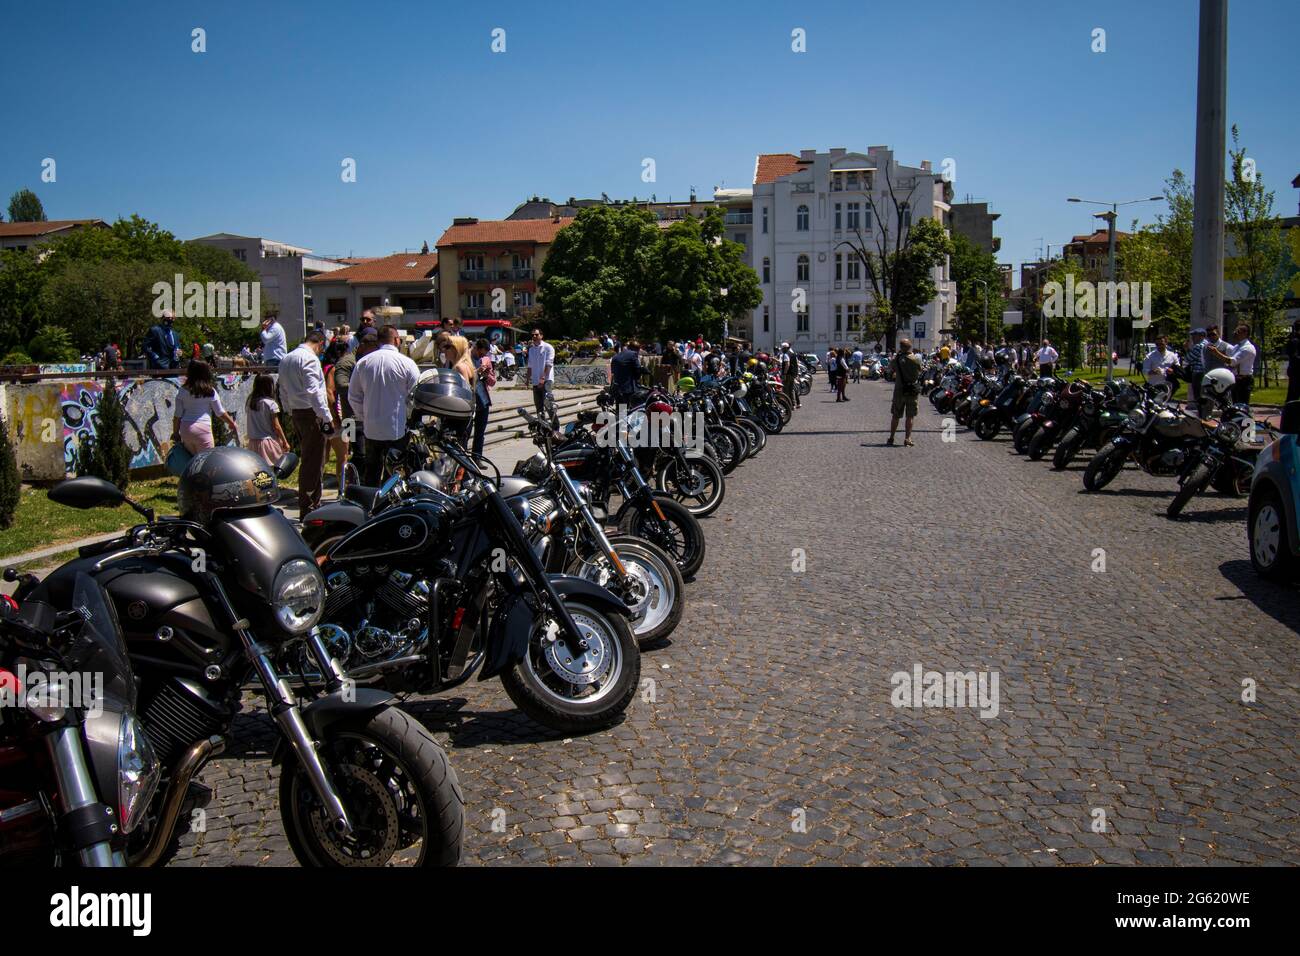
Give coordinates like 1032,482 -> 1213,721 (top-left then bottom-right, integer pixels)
1066,196 -> 1164,381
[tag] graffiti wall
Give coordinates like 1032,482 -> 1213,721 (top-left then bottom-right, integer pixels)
3,373 -> 267,481
553,365 -> 610,387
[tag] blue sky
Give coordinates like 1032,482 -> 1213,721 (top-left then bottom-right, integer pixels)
3,0 -> 1297,280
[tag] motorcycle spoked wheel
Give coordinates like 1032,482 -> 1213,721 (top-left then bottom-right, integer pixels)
1211,464 -> 1246,497
706,427 -> 740,474
279,707 -> 464,867
775,393 -> 794,426
568,534 -> 684,646
619,495 -> 706,578
734,417 -> 766,456
654,454 -> 725,517
755,404 -> 784,434
797,378 -> 811,396
1167,462 -> 1214,519
1052,427 -> 1085,470
1082,442 -> 1127,492
500,599 -> 640,734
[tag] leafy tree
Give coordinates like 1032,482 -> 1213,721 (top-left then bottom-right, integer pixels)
949,233 -> 1008,343
652,211 -> 760,341
0,411 -> 19,530
0,247 -> 47,354
1119,170 -> 1194,342
39,259 -> 179,358
7,189 -> 46,223
27,323 -> 79,362
75,377 -> 131,491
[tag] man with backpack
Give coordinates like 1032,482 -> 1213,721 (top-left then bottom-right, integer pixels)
887,338 -> 923,447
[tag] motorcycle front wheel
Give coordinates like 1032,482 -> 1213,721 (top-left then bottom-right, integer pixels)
619,495 -> 706,578
1052,427 -> 1084,470
1167,462 -> 1214,518
1027,425 -> 1056,461
501,599 -> 640,734
1083,442 -> 1127,492
973,410 -> 1001,441
569,535 -> 685,646
279,707 -> 464,867
655,454 -> 725,517
1012,418 -> 1038,454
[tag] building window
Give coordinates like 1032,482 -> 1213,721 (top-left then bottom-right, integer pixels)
361,296 -> 381,310
762,305 -> 769,332
834,253 -> 842,282
733,233 -> 745,245
796,254 -> 809,282
232,248 -> 247,261
834,304 -> 843,333
846,255 -> 860,282
847,303 -> 862,332
762,257 -> 770,284
834,203 -> 842,231
847,202 -> 860,231
513,254 -> 532,272
762,207 -> 768,234
327,298 -> 347,315
513,290 -> 533,308
796,309 -> 809,334
466,292 -> 484,309
462,254 -> 484,272
796,205 -> 809,231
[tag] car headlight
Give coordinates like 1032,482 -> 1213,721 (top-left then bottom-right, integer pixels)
272,558 -> 324,634
118,713 -> 161,834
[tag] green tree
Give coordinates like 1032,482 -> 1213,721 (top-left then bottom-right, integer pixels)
27,323 -> 79,362
74,377 -> 132,491
1118,170 -> 1194,342
7,189 -> 46,223
949,233 -> 1008,343
0,247 -> 48,354
652,211 -> 760,341
0,411 -> 20,530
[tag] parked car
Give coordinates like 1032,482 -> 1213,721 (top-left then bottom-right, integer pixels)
1248,400 -> 1300,579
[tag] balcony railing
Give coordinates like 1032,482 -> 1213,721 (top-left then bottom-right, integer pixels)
723,212 -> 753,225
458,268 -> 535,282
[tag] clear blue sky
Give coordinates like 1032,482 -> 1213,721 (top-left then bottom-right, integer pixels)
3,0 -> 1296,279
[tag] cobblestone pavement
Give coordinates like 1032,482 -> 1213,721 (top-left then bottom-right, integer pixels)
173,376 -> 1300,866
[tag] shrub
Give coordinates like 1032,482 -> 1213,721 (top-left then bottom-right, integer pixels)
27,324 -> 80,363
1,349 -> 33,366
0,411 -> 20,530
74,377 -> 132,490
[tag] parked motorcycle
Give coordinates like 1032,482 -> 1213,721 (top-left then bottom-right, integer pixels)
12,451 -> 465,866
1083,394 -> 1211,492
1167,406 -> 1274,518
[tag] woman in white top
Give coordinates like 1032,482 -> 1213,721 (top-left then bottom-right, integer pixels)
244,372 -> 289,466
172,360 -> 239,454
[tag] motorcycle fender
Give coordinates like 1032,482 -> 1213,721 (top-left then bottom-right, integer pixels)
300,501 -> 366,550
271,688 -> 395,765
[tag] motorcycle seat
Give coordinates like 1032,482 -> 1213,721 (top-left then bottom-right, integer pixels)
344,484 -> 379,511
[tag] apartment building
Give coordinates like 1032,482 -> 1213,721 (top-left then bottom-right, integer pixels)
305,252 -> 440,328
434,216 -> 573,324
950,201 -> 1002,254
747,146 -> 957,353
190,233 -> 348,340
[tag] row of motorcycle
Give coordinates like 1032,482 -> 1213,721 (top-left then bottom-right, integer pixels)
924,361 -> 1273,518
0,362 -> 796,868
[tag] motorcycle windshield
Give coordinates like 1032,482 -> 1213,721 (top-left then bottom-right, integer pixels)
69,571 -> 135,709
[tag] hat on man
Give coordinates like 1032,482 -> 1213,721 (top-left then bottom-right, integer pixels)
359,326 -> 379,342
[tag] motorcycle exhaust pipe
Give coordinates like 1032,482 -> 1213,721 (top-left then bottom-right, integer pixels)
131,735 -> 224,868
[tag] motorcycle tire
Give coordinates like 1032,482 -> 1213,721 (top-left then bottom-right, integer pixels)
775,392 -> 794,425
756,404 -> 784,434
735,416 -> 766,456
1013,418 -> 1038,454
1167,462 -> 1213,519
1052,427 -> 1084,471
955,401 -> 972,427
1027,426 -> 1055,461
1083,442 -> 1126,492
719,423 -> 749,468
570,535 -> 684,647
619,495 -> 706,578
797,378 -> 811,397
706,427 -> 740,474
1211,465 -> 1244,497
500,598 -> 640,734
655,454 -> 725,517
279,706 -> 464,867
973,410 -> 1001,441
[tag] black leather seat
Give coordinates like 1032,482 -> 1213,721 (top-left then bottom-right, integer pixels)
344,484 -> 379,511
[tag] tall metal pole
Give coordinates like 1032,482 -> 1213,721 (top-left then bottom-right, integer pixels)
1106,209 -> 1117,382
1189,0 -> 1228,338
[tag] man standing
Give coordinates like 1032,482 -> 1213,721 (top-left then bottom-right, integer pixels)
1185,328 -> 1207,405
780,342 -> 800,409
610,340 -> 642,400
144,309 -> 181,370
260,313 -> 288,367
278,330 -> 334,514
1228,323 -> 1257,405
851,344 -> 864,382
471,337 -> 495,460
527,328 -> 557,428
1142,336 -> 1181,393
349,325 -> 420,486
887,338 -> 922,447
332,327 -> 374,479
1035,338 -> 1059,377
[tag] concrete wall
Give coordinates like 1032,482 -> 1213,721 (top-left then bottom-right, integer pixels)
2,373 -> 266,481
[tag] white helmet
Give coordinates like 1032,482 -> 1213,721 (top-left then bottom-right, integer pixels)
1201,367 -> 1236,399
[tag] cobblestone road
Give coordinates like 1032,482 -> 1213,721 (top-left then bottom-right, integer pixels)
174,376 -> 1300,866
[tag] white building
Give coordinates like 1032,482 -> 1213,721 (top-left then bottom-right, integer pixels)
190,234 -> 349,341
747,147 -> 957,354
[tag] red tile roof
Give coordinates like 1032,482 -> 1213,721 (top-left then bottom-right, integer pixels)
306,252 -> 438,285
753,154 -> 809,184
1068,230 -> 1129,245
436,217 -> 574,248
0,218 -> 107,238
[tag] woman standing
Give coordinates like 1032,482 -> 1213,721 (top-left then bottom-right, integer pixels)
172,359 -> 239,454
245,373 -> 289,466
443,335 -> 477,445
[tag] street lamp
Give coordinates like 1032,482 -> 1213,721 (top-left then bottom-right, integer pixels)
1065,196 -> 1165,381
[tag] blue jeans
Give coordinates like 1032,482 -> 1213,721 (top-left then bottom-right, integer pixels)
472,398 -> 490,460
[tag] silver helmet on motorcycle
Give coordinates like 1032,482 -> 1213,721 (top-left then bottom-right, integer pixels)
1201,367 -> 1236,400
412,368 -> 473,421
177,446 -> 279,525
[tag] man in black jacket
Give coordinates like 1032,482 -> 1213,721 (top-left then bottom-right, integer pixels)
144,310 -> 181,370
610,340 -> 643,400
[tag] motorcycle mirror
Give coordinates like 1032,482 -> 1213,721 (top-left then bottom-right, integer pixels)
48,476 -> 126,511
273,452 -> 299,481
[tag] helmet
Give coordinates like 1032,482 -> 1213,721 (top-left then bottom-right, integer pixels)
178,446 -> 279,526
1201,368 -> 1236,399
756,352 -> 771,364
780,341 -> 790,349
746,358 -> 758,368
412,368 -> 473,420
677,375 -> 696,392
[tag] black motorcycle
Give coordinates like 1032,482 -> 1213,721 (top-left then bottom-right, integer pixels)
12,451 -> 464,866
1083,394 -> 1210,492
1167,407 -> 1274,518
305,410 -> 641,735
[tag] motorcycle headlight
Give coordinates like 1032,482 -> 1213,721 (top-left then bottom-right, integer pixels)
117,713 -> 161,834
272,558 -> 325,634
1129,409 -> 1146,426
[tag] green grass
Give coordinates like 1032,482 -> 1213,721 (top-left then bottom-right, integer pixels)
1069,366 -> 1286,407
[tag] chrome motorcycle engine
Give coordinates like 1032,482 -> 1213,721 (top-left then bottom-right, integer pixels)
322,569 -> 431,666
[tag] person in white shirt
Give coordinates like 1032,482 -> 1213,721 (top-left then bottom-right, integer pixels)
526,328 -> 557,428
348,325 -> 421,485
278,330 -> 334,513
1142,336 -> 1181,392
1035,339 -> 1060,377
259,315 -> 288,366
1229,323 -> 1257,404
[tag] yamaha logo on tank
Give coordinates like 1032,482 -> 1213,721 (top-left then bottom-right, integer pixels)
398,523 -> 414,540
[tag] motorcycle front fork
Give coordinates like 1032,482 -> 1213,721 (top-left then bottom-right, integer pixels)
45,725 -> 119,867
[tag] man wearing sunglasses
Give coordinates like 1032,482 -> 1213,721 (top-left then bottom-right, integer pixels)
527,328 -> 557,428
